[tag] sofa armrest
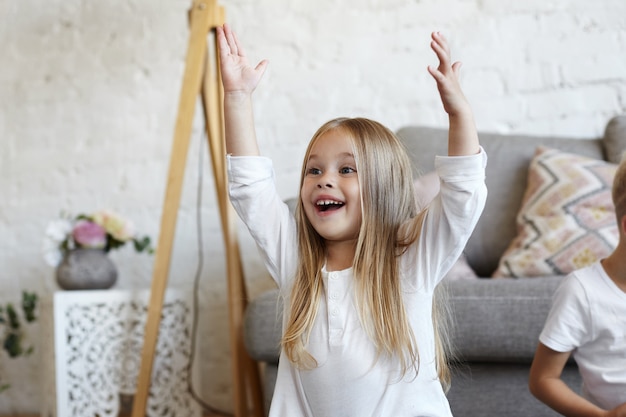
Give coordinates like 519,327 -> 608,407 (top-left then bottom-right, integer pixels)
243,289 -> 282,364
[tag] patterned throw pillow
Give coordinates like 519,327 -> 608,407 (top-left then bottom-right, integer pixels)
492,146 -> 619,278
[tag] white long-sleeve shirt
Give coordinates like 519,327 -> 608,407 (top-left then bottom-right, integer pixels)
228,149 -> 487,417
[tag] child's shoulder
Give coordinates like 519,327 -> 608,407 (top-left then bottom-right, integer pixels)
568,261 -> 602,280
561,261 -> 609,298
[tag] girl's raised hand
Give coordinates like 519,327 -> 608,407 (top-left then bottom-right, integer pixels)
217,24 -> 268,95
427,32 -> 471,118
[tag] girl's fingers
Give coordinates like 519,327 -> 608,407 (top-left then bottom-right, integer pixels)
233,29 -> 245,57
430,40 -> 450,70
430,32 -> 454,73
216,26 -> 230,57
432,31 -> 450,55
427,65 -> 444,83
254,59 -> 269,79
223,24 -> 239,56
428,32 -> 463,83
452,61 -> 463,77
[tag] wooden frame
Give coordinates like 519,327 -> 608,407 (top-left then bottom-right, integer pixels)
131,1 -> 263,416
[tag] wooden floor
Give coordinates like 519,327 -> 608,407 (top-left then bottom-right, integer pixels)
0,414 -> 229,417
1,411 -> 246,417
0,409 -> 240,417
0,415 -> 39,417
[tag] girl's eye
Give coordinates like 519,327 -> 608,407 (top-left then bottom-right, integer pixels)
307,168 -> 321,175
340,167 -> 355,174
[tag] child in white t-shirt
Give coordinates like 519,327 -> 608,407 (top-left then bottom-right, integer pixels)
529,155 -> 626,417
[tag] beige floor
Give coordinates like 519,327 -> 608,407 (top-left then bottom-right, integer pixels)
0,412 -> 229,416
0,408 -> 237,416
0,403 -> 239,417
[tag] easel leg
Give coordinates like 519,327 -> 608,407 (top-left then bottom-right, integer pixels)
131,1 -> 263,416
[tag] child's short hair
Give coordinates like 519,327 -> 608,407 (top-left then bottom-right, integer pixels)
613,153 -> 626,223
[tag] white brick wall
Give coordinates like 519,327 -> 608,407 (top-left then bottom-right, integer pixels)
1,0 -> 625,413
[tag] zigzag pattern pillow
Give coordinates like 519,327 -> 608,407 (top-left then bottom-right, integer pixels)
492,146 -> 619,278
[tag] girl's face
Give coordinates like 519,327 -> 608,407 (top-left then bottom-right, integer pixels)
301,129 -> 362,244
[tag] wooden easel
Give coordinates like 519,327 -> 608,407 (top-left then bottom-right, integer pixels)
131,1 -> 264,416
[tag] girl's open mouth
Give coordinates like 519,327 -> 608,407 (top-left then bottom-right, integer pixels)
316,199 -> 345,213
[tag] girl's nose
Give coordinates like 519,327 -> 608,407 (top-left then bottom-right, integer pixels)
317,173 -> 333,188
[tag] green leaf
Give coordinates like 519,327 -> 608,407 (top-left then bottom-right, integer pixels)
4,332 -> 22,358
1,291 -> 38,362
6,305 -> 19,330
106,236 -> 126,252
133,236 -> 154,254
22,291 -> 38,323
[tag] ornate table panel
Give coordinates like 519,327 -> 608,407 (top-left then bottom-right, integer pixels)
40,289 -> 201,417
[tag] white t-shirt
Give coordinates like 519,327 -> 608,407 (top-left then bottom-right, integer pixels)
228,150 -> 487,417
540,261 -> 626,409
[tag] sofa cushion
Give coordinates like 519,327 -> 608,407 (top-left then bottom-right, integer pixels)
492,147 -> 619,278
244,277 -> 563,365
447,362 -> 580,417
447,276 -> 563,362
396,127 -> 608,276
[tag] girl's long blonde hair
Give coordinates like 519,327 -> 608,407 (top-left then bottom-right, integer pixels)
281,117 -> 454,390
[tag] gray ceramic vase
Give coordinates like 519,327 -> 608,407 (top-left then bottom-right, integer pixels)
56,248 -> 118,290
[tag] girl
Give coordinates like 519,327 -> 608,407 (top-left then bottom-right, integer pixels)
219,24 -> 487,417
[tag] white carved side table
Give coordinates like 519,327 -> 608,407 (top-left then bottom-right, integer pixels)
40,289 -> 201,417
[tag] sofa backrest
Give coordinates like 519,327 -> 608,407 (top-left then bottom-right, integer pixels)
396,115 -> 626,277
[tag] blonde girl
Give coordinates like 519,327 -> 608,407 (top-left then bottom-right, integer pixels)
219,24 -> 486,417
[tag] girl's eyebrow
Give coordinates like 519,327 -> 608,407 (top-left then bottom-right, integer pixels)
307,152 -> 355,161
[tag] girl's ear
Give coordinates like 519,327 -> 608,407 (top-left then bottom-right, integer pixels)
621,214 -> 626,236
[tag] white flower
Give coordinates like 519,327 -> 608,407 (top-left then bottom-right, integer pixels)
42,242 -> 63,267
42,219 -> 72,267
45,219 -> 72,242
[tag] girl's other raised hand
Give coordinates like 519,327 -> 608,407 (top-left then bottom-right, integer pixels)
217,24 -> 269,95
427,31 -> 471,118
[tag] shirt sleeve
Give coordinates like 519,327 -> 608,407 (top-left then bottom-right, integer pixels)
539,273 -> 591,353
405,148 -> 488,291
227,155 -> 298,288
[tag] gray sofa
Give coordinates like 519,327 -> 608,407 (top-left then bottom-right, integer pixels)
243,115 -> 626,416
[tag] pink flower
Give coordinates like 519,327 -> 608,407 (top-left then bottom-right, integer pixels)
72,220 -> 106,249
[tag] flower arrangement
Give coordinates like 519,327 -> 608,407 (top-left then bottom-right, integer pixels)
43,209 -> 154,267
